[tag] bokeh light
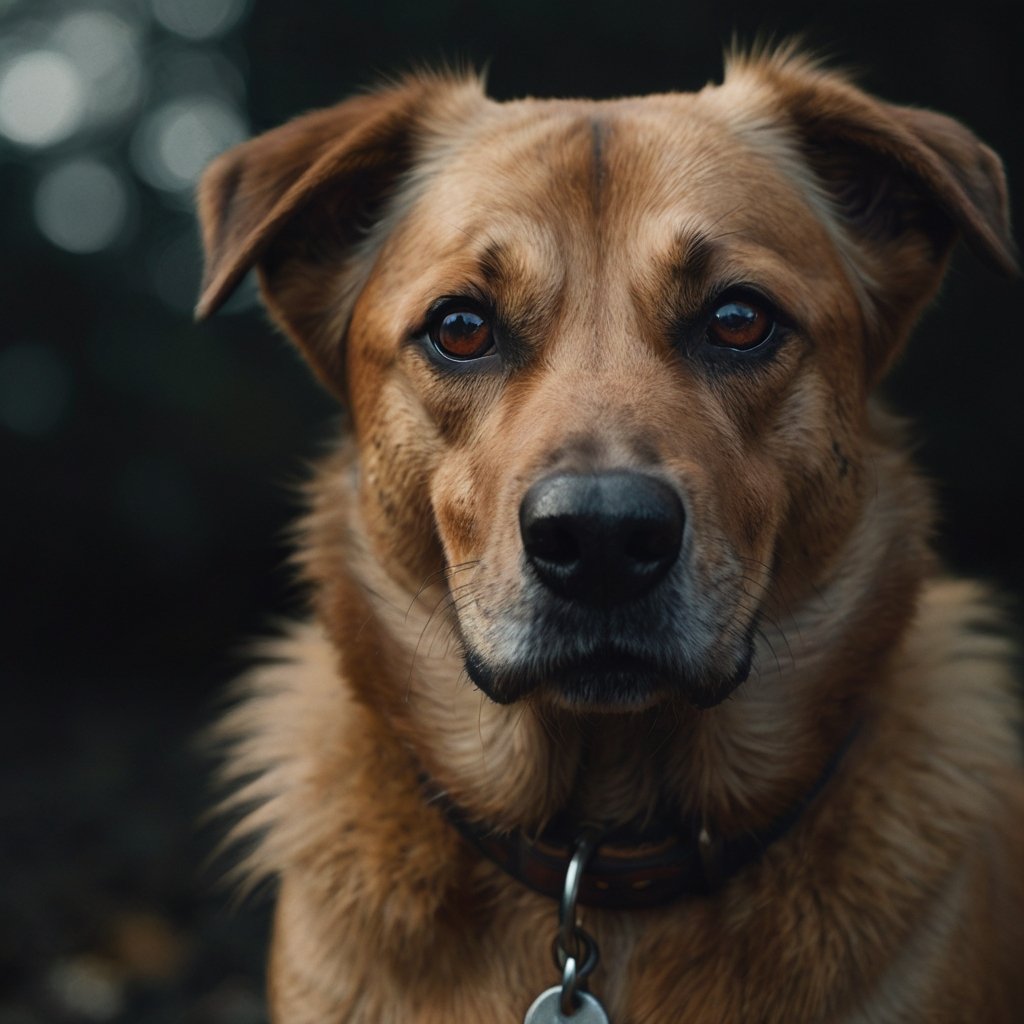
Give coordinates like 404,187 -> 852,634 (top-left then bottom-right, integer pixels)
1,0 -> 252,272
152,45 -> 247,104
34,157 -> 131,253
131,95 -> 247,194
52,10 -> 144,125
0,49 -> 86,147
149,0 -> 251,41
0,341 -> 72,437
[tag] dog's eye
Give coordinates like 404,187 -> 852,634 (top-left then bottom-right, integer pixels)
707,299 -> 775,350
429,309 -> 494,360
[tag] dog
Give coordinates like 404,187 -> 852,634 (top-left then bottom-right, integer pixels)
196,47 -> 1024,1022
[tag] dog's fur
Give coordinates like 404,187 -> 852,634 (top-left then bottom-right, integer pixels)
197,49 -> 1024,1022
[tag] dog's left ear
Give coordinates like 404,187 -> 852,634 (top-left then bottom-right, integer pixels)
195,73 -> 483,396
728,52 -> 1018,378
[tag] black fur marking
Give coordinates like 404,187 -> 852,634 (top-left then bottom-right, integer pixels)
832,439 -> 850,479
590,118 -> 607,213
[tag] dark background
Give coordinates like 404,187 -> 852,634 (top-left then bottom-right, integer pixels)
1,1 -> 1021,1021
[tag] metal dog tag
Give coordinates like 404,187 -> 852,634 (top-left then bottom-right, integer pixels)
523,986 -> 610,1024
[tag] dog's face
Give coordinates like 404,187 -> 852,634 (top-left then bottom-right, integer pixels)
197,52 -> 1014,713
348,93 -> 872,711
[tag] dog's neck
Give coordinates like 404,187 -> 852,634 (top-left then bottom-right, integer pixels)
419,709 -> 863,909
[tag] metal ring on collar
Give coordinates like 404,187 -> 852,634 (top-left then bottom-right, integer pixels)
552,926 -> 599,981
558,825 -> 603,954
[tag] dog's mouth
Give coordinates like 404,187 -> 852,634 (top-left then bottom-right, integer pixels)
464,643 -> 752,711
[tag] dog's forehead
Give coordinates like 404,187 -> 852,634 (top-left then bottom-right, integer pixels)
374,88 -> 851,334
400,89 -> 846,286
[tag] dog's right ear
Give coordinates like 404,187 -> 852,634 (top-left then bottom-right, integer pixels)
195,74 -> 483,397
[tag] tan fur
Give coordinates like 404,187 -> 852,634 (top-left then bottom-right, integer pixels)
198,50 -> 1024,1022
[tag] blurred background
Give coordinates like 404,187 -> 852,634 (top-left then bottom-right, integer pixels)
1,0 -> 1020,1021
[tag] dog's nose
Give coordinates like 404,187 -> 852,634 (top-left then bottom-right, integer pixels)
519,471 -> 684,607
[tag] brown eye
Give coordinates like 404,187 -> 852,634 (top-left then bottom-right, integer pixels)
430,309 -> 494,360
708,299 -> 775,350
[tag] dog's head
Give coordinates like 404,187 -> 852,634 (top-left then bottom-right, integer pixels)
197,51 -> 1015,714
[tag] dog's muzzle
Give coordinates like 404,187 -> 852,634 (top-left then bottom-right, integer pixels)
461,470 -> 722,709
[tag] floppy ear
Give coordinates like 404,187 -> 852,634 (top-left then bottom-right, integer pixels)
195,74 -> 482,396
728,51 -> 1018,378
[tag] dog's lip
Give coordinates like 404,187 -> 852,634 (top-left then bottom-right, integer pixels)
464,645 -> 671,706
464,641 -> 753,709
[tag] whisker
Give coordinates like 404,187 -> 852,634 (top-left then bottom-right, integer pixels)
405,560 -> 480,623
405,578 -> 478,700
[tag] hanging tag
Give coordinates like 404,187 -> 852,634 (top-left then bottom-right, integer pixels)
523,986 -> 610,1024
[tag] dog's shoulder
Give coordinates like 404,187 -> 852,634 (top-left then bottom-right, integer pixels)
213,622 -> 469,941
212,622 -> 355,886
906,578 -> 1024,1016
897,578 -> 1021,755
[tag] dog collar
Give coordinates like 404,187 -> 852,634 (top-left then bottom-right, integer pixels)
421,724 -> 859,910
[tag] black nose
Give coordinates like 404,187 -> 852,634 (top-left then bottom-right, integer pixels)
519,471 -> 684,607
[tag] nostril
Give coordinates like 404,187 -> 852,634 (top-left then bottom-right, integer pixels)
524,517 -> 581,566
623,523 -> 677,564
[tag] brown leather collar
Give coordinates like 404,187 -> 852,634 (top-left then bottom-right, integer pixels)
422,724 -> 859,910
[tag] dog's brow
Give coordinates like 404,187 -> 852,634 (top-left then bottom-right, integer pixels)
668,231 -> 714,283
478,242 -> 514,288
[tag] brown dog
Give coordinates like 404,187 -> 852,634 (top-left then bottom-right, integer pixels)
197,48 -> 1024,1022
